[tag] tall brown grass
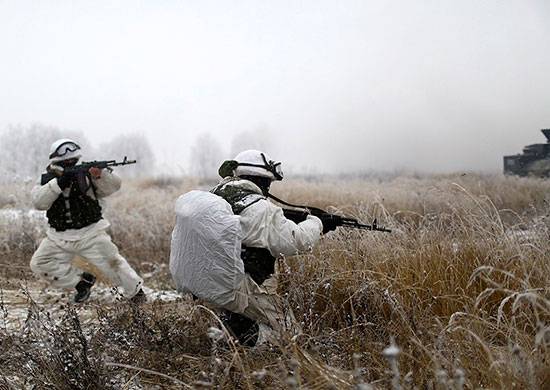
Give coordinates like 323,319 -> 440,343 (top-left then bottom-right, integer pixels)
0,173 -> 549,388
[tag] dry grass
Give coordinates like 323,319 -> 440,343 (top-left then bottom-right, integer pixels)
0,173 -> 549,388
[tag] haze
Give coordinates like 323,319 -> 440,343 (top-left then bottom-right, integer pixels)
1,1 -> 549,174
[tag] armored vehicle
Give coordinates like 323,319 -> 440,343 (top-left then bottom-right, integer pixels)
503,129 -> 550,177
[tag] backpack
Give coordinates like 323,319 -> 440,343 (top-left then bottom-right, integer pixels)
169,190 -> 245,306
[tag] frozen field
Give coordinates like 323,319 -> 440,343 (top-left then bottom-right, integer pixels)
1,174 -> 549,388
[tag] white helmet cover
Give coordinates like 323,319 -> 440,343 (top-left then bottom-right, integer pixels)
49,138 -> 82,162
226,149 -> 283,180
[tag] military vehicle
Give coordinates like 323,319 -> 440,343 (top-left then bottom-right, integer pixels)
503,129 -> 550,177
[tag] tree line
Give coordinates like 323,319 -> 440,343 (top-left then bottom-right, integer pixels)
0,124 -> 155,183
0,123 -> 274,183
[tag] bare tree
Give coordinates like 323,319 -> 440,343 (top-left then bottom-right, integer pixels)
97,133 -> 156,178
190,133 -> 224,180
0,123 -> 90,183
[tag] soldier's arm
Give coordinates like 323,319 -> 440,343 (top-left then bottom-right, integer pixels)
92,169 -> 122,198
240,200 -> 322,257
31,178 -> 62,210
267,205 -> 322,256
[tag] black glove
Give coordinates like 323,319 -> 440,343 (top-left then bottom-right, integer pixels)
56,172 -> 74,190
319,214 -> 340,234
282,208 -> 309,224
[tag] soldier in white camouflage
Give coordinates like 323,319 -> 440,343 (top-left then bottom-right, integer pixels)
30,139 -> 145,303
210,150 -> 325,345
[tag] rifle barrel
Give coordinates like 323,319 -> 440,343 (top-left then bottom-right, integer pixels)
340,220 -> 392,232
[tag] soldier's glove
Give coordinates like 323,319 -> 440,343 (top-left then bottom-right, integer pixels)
56,171 -> 74,190
282,209 -> 309,224
47,164 -> 64,176
319,214 -> 340,234
88,167 -> 102,179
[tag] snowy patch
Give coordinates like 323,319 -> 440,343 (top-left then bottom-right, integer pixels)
142,286 -> 182,302
1,285 -> 183,332
0,208 -> 45,222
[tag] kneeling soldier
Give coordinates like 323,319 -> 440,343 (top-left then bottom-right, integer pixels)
210,150 -> 327,345
30,138 -> 145,303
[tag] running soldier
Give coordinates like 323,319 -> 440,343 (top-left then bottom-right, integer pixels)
30,138 -> 145,303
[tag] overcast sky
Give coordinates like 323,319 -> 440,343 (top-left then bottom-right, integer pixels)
1,1 -> 549,174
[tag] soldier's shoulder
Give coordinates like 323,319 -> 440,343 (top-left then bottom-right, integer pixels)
211,178 -> 266,214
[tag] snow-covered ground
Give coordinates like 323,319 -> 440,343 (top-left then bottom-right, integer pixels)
1,285 -> 184,332
0,208 -> 45,222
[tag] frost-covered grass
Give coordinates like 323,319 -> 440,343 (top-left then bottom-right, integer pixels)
0,173 -> 549,388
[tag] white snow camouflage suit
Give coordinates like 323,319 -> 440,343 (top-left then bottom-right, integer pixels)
210,177 -> 322,341
30,169 -> 143,298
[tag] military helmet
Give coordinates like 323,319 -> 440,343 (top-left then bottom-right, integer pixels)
218,150 -> 283,181
49,138 -> 82,162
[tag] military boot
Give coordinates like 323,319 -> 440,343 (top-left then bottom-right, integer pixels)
221,310 -> 259,347
74,272 -> 96,303
129,288 -> 147,304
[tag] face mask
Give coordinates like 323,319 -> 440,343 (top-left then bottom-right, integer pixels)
59,158 -> 79,168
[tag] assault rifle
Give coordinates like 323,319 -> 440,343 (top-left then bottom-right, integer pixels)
41,157 -> 137,190
267,193 -> 391,233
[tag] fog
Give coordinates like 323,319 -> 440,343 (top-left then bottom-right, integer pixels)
1,1 -> 549,175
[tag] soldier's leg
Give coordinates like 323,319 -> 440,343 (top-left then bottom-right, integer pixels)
225,275 -> 291,333
220,310 -> 259,347
242,277 -> 288,333
77,232 -> 143,298
222,274 -> 299,345
220,276 -> 263,345
30,238 -> 81,289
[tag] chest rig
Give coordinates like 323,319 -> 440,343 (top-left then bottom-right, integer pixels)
46,177 -> 103,232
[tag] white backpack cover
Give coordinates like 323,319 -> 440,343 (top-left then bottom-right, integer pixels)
169,190 -> 245,306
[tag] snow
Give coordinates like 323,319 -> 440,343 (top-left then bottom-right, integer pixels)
0,285 -> 183,332
0,208 -> 45,222
382,344 -> 401,358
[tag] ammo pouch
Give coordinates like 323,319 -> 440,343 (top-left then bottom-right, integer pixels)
47,179 -> 102,231
241,247 -> 276,286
